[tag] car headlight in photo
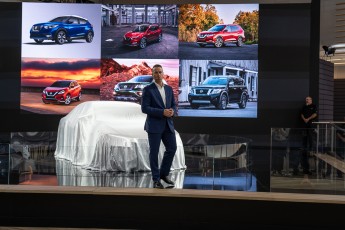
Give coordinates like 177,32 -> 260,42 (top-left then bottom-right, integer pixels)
43,25 -> 58,29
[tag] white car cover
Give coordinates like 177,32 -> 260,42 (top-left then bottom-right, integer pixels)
54,101 -> 186,172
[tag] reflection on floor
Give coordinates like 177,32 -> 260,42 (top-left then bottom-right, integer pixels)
20,174 -> 58,186
16,158 -> 256,191
271,173 -> 345,195
1,132 -> 256,191
270,160 -> 345,195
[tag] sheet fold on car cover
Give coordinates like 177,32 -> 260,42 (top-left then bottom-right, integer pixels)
54,101 -> 186,171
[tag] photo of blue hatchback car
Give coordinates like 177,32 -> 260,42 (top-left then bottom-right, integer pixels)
30,15 -> 94,45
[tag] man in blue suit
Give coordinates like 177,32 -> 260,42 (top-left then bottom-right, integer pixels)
141,64 -> 177,189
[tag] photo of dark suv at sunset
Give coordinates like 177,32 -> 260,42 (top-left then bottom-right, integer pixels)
196,24 -> 245,48
188,75 -> 248,110
122,24 -> 162,49
42,80 -> 82,105
30,15 -> 94,45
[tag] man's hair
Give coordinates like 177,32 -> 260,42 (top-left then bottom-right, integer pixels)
152,64 -> 163,70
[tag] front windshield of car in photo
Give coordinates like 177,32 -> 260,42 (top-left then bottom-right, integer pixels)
203,77 -> 228,85
50,81 -> 70,87
128,76 -> 152,82
133,25 -> 148,32
208,25 -> 225,32
234,78 -> 244,85
50,17 -> 67,23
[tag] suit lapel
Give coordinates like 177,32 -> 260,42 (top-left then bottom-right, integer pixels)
152,84 -> 165,108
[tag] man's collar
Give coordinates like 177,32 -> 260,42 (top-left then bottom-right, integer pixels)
154,81 -> 164,88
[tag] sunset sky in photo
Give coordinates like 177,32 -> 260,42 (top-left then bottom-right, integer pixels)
21,58 -> 101,89
202,4 -> 259,24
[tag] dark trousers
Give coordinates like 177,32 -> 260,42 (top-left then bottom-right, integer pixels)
302,128 -> 314,151
272,141 -> 288,172
147,123 -> 177,181
301,149 -> 310,174
301,128 -> 316,173
289,148 -> 310,174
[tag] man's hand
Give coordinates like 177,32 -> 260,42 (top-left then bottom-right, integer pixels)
163,108 -> 174,117
301,115 -> 309,124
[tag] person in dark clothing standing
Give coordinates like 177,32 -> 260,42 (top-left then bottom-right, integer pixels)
110,12 -> 117,26
300,96 -> 317,175
141,64 -> 177,189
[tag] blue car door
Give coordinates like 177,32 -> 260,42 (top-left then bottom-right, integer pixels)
66,17 -> 81,37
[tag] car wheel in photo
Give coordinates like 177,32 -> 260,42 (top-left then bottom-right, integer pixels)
158,33 -> 162,42
64,94 -> 71,105
238,95 -> 247,109
42,99 -> 49,104
55,30 -> 66,44
77,92 -> 82,101
86,31 -> 93,43
139,38 -> 147,49
217,94 -> 228,110
237,36 -> 243,47
214,37 -> 223,48
34,39 -> 43,44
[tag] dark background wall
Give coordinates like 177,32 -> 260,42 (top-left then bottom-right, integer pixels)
334,79 -> 345,121
319,59 -> 334,121
0,1 -> 319,191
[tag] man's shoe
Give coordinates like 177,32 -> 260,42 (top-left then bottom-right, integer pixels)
153,181 -> 164,189
160,176 -> 175,185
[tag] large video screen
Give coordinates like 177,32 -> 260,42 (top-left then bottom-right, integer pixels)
20,3 -> 259,118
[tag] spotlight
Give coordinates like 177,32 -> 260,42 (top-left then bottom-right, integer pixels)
323,45 -> 336,56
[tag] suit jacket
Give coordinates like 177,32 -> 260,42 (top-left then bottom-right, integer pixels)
141,82 -> 176,133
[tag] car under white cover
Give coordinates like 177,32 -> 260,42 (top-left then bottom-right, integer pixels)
54,101 -> 186,171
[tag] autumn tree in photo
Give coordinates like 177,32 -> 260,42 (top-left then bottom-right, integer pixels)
179,4 -> 220,42
234,10 -> 259,43
202,4 -> 220,31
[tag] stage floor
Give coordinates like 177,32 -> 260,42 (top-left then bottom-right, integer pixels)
4,155 -> 345,195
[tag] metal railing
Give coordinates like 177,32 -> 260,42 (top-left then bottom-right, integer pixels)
270,126 -> 345,195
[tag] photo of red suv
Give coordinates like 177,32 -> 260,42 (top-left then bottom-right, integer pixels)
42,80 -> 82,105
123,24 -> 162,49
196,24 -> 245,48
